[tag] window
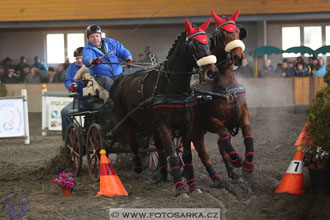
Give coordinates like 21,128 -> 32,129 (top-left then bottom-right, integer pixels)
326,26 -> 330,56
47,32 -> 107,64
304,26 -> 322,51
47,34 -> 65,63
282,27 -> 300,57
67,33 -> 85,62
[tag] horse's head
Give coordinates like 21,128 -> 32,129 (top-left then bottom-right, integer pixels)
211,9 -> 247,69
185,18 -> 218,83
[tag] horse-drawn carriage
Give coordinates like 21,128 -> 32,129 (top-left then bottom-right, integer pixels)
63,10 -> 254,198
64,65 -> 159,181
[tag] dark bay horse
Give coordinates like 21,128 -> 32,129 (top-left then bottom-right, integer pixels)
188,9 -> 254,184
110,18 -> 218,197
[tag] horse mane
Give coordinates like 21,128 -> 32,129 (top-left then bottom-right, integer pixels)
158,31 -> 186,68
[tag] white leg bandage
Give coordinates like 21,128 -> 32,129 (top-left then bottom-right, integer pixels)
225,40 -> 245,52
196,55 -> 217,67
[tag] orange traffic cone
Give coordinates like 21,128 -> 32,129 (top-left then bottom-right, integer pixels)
295,122 -> 313,146
96,149 -> 128,197
190,142 -> 195,150
275,146 -> 304,194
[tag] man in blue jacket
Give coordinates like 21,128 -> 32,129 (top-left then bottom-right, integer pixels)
61,47 -> 93,140
82,24 -> 133,93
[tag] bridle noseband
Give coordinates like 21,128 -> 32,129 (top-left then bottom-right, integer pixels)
185,30 -> 217,84
214,20 -> 245,70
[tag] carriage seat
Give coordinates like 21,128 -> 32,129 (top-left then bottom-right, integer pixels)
74,65 -> 109,103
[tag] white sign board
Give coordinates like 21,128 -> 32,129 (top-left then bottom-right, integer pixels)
0,99 -> 25,138
47,96 -> 72,131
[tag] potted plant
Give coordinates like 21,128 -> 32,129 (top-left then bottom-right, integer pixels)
304,65 -> 330,193
52,171 -> 76,196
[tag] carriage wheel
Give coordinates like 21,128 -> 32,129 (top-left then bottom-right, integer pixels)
65,123 -> 84,176
86,123 -> 104,181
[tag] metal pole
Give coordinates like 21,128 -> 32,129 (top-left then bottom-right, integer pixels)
41,84 -> 48,136
21,89 -> 30,144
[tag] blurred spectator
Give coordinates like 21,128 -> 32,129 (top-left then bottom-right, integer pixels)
0,66 -> 5,82
53,64 -> 66,82
63,57 -> 71,70
24,67 -> 41,83
307,57 -> 313,74
20,64 -> 31,83
274,60 -> 295,77
295,56 -> 306,68
31,56 -> 48,77
258,59 -> 274,77
294,63 -> 309,77
314,57 -> 326,77
1,57 -> 13,75
15,56 -> 28,81
39,67 -> 49,83
308,56 -> 318,76
236,58 -> 254,78
3,68 -> 19,83
48,67 -> 56,83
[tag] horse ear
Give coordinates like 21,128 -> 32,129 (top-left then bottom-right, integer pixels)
185,19 -> 193,35
211,9 -> 227,26
199,18 -> 211,32
229,9 -> 240,22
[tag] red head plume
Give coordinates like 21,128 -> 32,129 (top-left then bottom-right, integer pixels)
211,9 -> 240,33
230,9 -> 240,22
185,18 -> 211,44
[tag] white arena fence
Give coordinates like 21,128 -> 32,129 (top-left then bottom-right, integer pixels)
0,89 -> 30,144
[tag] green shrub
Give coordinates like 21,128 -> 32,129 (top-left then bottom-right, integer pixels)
306,66 -> 330,151
0,82 -> 7,97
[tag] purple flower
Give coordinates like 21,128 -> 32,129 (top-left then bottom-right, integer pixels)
52,178 -> 58,183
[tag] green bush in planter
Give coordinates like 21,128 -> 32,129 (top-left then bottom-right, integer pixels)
306,66 -> 330,152
0,82 -> 7,97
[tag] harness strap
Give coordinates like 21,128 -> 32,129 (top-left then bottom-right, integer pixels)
193,85 -> 246,100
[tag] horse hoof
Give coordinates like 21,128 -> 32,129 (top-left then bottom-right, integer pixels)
177,192 -> 189,198
242,161 -> 254,172
229,171 -> 240,180
229,153 -> 242,168
212,174 -> 223,184
133,167 -> 143,173
191,188 -> 202,195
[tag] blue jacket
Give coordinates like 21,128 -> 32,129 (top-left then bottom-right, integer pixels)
64,63 -> 85,99
31,61 -> 48,76
314,64 -> 327,77
82,38 -> 132,78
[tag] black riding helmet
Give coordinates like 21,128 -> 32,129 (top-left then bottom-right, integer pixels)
86,24 -> 102,39
74,47 -> 84,57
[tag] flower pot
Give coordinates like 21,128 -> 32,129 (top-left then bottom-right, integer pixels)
62,188 -> 73,196
309,163 -> 317,169
316,162 -> 327,169
308,167 -> 330,194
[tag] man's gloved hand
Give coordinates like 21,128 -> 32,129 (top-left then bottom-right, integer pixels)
126,59 -> 134,63
70,82 -> 78,92
91,58 -> 101,65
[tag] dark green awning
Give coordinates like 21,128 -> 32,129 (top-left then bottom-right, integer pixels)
284,46 -> 314,55
253,46 -> 283,57
314,45 -> 330,55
